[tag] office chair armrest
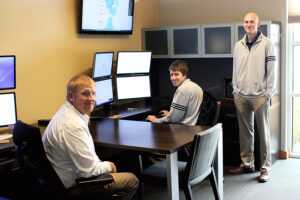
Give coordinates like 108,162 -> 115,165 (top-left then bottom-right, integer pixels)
75,174 -> 114,186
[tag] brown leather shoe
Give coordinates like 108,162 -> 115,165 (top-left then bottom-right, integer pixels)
228,166 -> 255,174
259,171 -> 270,182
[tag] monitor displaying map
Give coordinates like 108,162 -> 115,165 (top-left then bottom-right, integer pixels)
92,52 -> 114,79
81,0 -> 134,34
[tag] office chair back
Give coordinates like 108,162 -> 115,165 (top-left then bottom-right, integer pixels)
13,120 -> 65,198
196,91 -> 221,126
183,123 -> 221,186
141,124 -> 222,200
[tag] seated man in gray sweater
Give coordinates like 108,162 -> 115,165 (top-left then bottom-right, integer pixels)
146,59 -> 203,126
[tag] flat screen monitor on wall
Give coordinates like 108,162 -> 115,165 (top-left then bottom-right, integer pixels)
80,0 -> 134,34
116,75 -> 151,100
95,78 -> 114,107
0,55 -> 16,90
0,92 -> 17,127
92,52 -> 114,79
116,51 -> 152,75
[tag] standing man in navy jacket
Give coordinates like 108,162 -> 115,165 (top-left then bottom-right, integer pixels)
229,12 -> 276,182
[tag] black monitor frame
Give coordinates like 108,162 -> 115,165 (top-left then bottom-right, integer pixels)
0,92 -> 17,127
92,52 -> 114,80
0,55 -> 16,91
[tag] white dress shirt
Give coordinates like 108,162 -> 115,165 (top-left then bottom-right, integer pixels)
42,101 -> 112,188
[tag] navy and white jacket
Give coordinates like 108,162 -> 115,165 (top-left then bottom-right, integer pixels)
232,33 -> 276,99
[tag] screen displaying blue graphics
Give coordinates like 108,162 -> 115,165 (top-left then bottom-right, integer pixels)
95,78 -> 114,106
81,0 -> 134,34
93,52 -> 114,79
116,51 -> 152,75
0,92 -> 17,127
0,56 -> 16,90
116,75 -> 151,100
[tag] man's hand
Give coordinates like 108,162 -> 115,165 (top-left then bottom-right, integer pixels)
146,115 -> 157,122
104,173 -> 115,189
159,110 -> 169,116
108,161 -> 117,173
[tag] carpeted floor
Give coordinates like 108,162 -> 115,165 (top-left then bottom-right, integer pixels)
140,158 -> 300,200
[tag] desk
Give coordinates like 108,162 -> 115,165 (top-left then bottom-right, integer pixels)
89,118 -> 223,200
0,130 -> 14,153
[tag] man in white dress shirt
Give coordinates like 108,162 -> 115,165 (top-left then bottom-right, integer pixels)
42,74 -> 138,199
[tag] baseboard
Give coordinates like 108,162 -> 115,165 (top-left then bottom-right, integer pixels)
280,150 -> 290,159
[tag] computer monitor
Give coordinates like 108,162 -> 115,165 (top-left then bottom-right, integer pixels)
92,52 -> 114,79
116,51 -> 152,75
0,55 -> 16,90
116,75 -> 151,100
80,0 -> 134,35
95,78 -> 114,107
0,92 -> 17,127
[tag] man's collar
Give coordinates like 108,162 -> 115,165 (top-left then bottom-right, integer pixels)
246,31 -> 261,44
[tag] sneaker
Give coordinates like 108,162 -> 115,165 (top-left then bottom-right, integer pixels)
228,166 -> 255,174
259,171 -> 270,182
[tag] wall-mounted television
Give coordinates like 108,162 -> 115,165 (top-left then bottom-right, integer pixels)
92,52 -> 114,79
0,55 -> 16,90
116,51 -> 152,75
80,0 -> 134,34
95,78 -> 114,107
116,75 -> 151,100
0,92 -> 17,127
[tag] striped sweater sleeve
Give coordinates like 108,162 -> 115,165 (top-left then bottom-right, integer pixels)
265,40 -> 276,99
154,89 -> 188,124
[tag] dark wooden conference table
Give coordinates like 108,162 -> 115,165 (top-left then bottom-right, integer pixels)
88,117 -> 224,200
0,100 -> 224,200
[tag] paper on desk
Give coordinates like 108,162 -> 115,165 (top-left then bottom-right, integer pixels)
0,133 -> 13,140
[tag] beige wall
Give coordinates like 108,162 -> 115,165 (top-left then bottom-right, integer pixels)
0,0 -> 287,129
157,0 -> 286,25
0,0 -> 158,126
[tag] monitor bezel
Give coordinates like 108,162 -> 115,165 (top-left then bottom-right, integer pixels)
0,55 -> 16,91
92,52 -> 114,80
94,78 -> 114,107
79,0 -> 135,35
116,51 -> 152,76
115,75 -> 152,101
0,92 -> 17,128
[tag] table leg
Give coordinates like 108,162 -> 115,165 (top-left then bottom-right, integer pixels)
215,129 -> 224,200
166,151 -> 179,200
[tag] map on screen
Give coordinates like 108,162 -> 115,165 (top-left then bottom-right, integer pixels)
81,0 -> 133,33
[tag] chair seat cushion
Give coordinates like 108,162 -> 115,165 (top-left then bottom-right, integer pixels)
142,160 -> 187,178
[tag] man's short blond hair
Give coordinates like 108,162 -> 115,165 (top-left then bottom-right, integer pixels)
67,74 -> 95,100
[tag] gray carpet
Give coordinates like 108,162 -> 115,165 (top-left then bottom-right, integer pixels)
140,158 -> 300,200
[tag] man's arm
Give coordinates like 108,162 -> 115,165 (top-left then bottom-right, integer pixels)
265,40 -> 277,99
63,127 -> 112,178
232,43 -> 238,95
154,90 -> 188,124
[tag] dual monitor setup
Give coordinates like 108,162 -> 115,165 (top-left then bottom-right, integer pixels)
92,51 -> 152,108
0,55 -> 17,127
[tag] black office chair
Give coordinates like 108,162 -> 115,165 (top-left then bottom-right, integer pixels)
12,120 -> 119,200
196,91 -> 221,126
140,123 -> 222,200
178,91 -> 221,160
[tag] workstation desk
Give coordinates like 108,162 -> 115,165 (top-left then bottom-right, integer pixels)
0,101 -> 224,200
89,101 -> 224,200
